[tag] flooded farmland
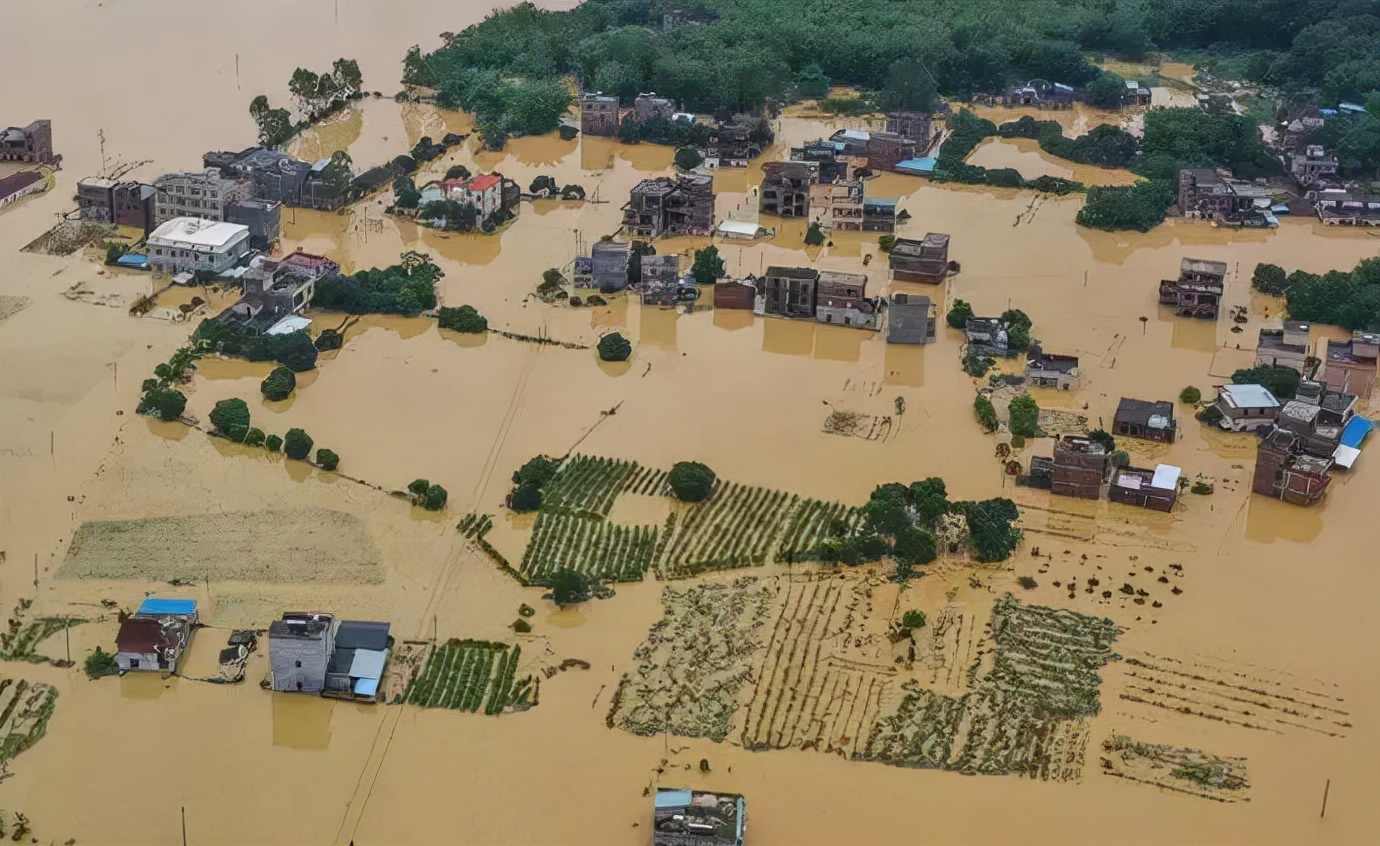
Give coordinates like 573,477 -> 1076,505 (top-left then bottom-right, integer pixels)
2,2 -> 1379,845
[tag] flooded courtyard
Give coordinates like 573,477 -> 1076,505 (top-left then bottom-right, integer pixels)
1,2 -> 1378,845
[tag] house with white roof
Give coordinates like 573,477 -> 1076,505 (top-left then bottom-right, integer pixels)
147,217 -> 251,275
1214,383 -> 1282,432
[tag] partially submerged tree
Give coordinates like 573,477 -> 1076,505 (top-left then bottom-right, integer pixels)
315,448 -> 340,471
438,305 -> 489,333
674,145 -> 704,171
598,332 -> 632,362
261,365 -> 297,401
804,222 -> 826,246
946,299 -> 973,330
284,428 -> 314,460
668,461 -> 716,502
209,398 -> 251,441
1008,395 -> 1040,438
549,568 -> 594,608
690,246 -> 725,284
137,388 -> 187,422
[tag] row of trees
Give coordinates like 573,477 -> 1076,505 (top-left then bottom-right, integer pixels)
207,398 -> 336,467
288,59 -> 364,120
997,115 -> 1138,167
407,2 -> 1371,123
1251,257 -> 1380,332
192,323 -> 319,372
313,251 -> 443,316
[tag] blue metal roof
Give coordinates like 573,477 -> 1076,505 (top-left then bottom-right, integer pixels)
116,253 -> 149,268
895,157 -> 937,174
1341,416 -> 1373,449
655,789 -> 694,809
353,677 -> 379,698
137,598 -> 197,616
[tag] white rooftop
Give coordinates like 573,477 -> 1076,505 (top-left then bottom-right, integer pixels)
266,315 -> 312,336
839,129 -> 870,141
717,219 -> 763,238
1219,383 -> 1280,410
149,217 -> 249,252
1151,464 -> 1182,490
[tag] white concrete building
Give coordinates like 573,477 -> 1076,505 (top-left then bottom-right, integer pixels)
147,217 -> 251,274
152,167 -> 250,225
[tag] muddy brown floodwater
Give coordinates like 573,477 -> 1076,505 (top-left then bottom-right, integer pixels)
2,3 -> 1379,845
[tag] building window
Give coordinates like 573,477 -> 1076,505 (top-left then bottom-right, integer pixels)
295,660 -> 302,668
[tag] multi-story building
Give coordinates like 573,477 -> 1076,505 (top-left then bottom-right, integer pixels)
862,197 -> 896,232
1158,257 -> 1226,318
1253,425 -> 1332,506
76,176 -> 118,222
152,168 -> 250,225
814,270 -> 876,328
1177,168 -> 1253,220
1024,343 -> 1080,390
206,147 -> 313,206
886,293 -> 935,344
1313,190 -> 1380,226
77,177 -> 158,233
633,93 -> 676,124
759,267 -> 819,319
704,124 -> 757,168
445,172 -> 505,218
147,217 -> 251,275
888,232 -> 950,283
580,93 -> 619,137
622,174 -> 715,238
885,111 -> 933,149
1324,331 -> 1378,399
1289,144 -> 1339,188
0,120 -> 56,165
791,139 -> 849,183
591,240 -> 631,292
864,131 -> 916,173
1050,435 -> 1108,499
809,179 -> 863,231
759,161 -> 818,218
1254,321 -> 1314,374
268,612 -> 335,693
226,198 -> 282,248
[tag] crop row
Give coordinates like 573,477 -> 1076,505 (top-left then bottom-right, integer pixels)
657,484 -> 797,579
621,465 -> 668,497
520,511 -> 659,583
776,500 -> 861,561
457,513 -> 494,540
405,641 -> 510,712
542,455 -> 644,516
485,645 -> 524,714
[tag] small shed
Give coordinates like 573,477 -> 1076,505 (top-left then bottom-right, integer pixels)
716,219 -> 765,240
894,157 -> 937,176
1108,463 -> 1180,512
1113,398 -> 1177,443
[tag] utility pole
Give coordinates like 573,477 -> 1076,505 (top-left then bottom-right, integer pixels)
181,807 -> 187,846
1320,779 -> 1331,818
66,624 -> 71,663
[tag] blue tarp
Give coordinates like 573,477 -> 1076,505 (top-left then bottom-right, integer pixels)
115,253 -> 149,269
895,157 -> 937,175
655,790 -> 694,809
1271,204 -> 1291,214
353,677 -> 379,698
1341,416 -> 1373,449
137,598 -> 197,616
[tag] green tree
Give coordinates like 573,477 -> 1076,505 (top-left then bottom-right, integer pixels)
597,332 -> 632,362
878,234 -> 896,252
276,332 -> 319,372
1008,395 -> 1040,437
1087,428 -> 1115,452
243,428 -> 266,447
137,388 -> 187,421
946,299 -> 973,330
84,647 -> 119,679
965,498 -> 1022,562
1081,72 -> 1128,109
409,478 -> 431,497
315,329 -> 344,351
438,305 -> 488,333
617,113 -> 642,143
804,222 -> 826,246
209,398 -> 251,441
1179,386 -> 1202,404
265,434 -> 283,452
690,246 -> 725,284
510,483 -> 543,512
549,568 -> 594,608
315,448 -> 339,471
900,610 -> 927,632
284,428 -> 313,460
668,461 -> 716,502
513,455 -> 560,488
974,394 -> 999,432
879,57 -> 936,112
396,188 -> 422,209
261,365 -> 297,401
1231,365 -> 1301,400
674,145 -> 704,170
909,477 -> 950,525
893,526 -> 938,567
423,484 -> 448,511
1251,263 -> 1289,295
797,62 -> 830,98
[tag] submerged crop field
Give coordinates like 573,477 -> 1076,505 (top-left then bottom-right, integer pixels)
514,454 -> 860,585
402,640 -> 533,714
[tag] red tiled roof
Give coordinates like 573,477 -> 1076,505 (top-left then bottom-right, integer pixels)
116,618 -> 165,653
0,170 -> 43,200
466,173 -> 501,191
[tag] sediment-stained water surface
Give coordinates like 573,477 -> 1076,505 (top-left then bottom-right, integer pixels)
1,2 -> 1377,846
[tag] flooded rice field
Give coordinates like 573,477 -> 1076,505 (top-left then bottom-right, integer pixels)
2,2 -> 1379,845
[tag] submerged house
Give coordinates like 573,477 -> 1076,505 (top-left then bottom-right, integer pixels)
1001,79 -> 1075,108
1253,425 -> 1332,506
1,120 -> 56,165
1254,321 -> 1314,374
114,598 -> 199,673
1051,435 -> 1108,500
791,139 -> 850,183
1214,383 -> 1281,432
622,175 -> 715,238
147,217 -> 251,275
1290,144 -> 1339,189
1177,168 -> 1253,221
965,317 -> 1008,357
861,197 -> 897,232
1313,190 -> 1380,226
703,124 -> 757,168
888,233 -> 950,283
268,612 -> 335,693
713,278 -> 758,311
653,788 -> 746,846
759,266 -> 819,319
591,240 -> 631,292
323,620 -> 390,703
1159,258 -> 1226,319
864,131 -> 916,173
1024,343 -> 1080,390
580,93 -> 619,137
886,293 -> 935,344
1108,464 -> 1181,512
885,110 -> 933,149
814,271 -> 877,329
1113,398 -> 1177,443
1324,331 -> 1378,399
758,160 -> 818,218
809,179 -> 863,231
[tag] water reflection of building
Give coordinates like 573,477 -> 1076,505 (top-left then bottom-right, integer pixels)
272,692 -> 333,750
